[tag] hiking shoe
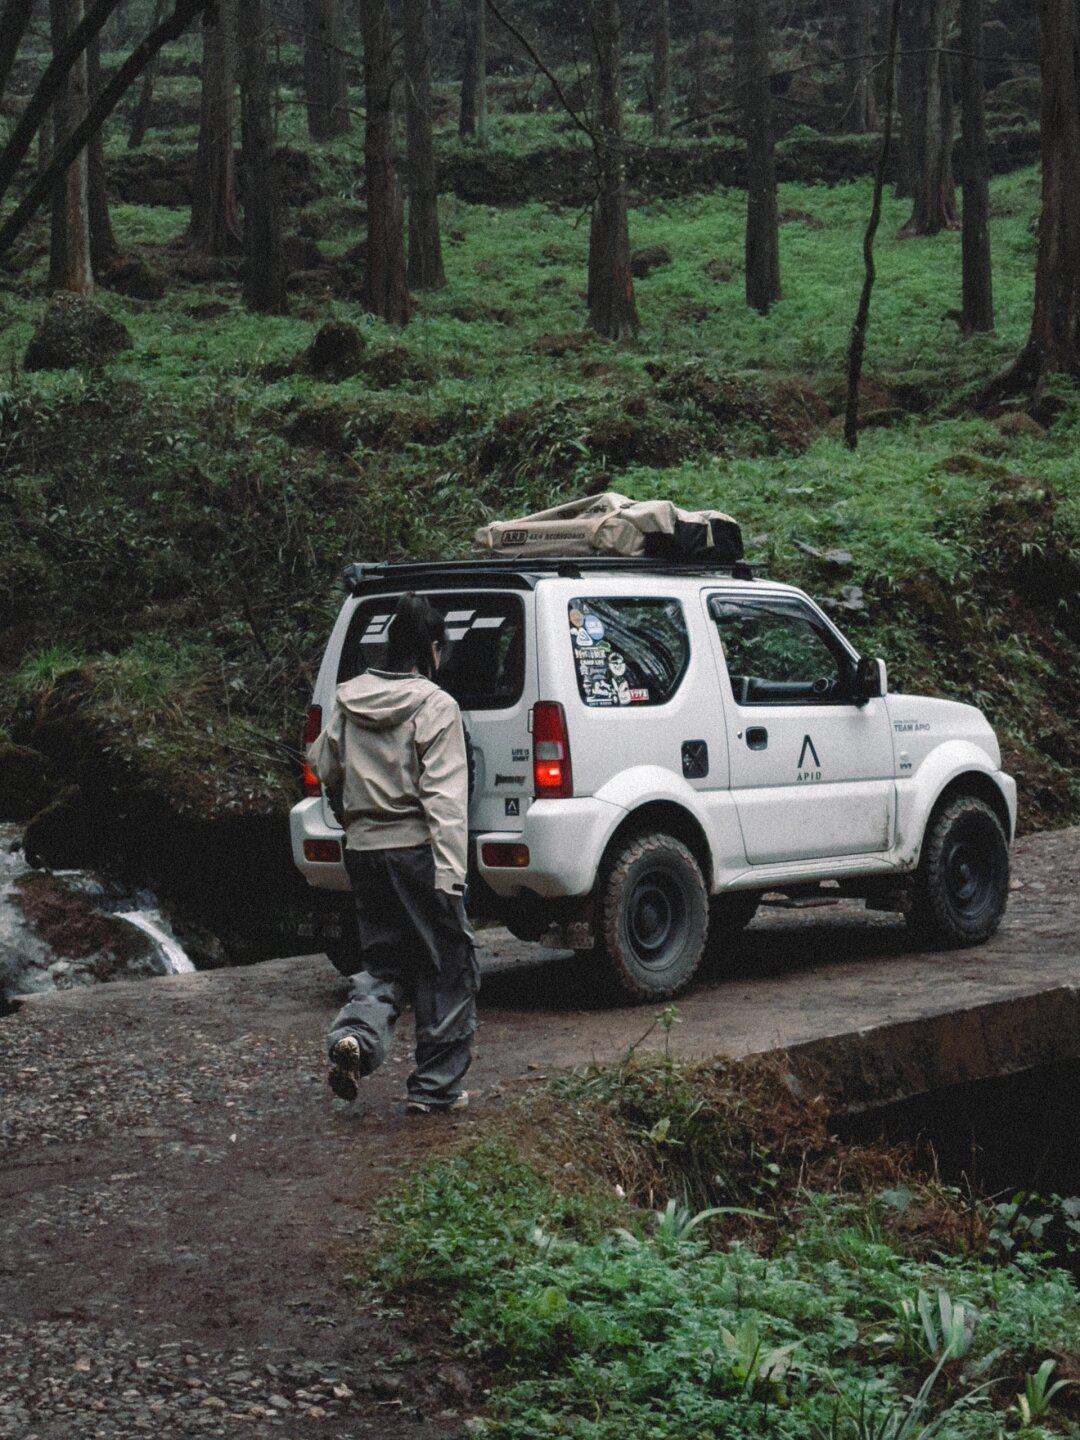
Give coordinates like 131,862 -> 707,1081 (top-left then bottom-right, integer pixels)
328,1036 -> 362,1103
405,1091 -> 470,1116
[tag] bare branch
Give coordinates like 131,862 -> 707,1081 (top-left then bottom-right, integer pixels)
484,0 -> 599,149
0,0 -> 210,257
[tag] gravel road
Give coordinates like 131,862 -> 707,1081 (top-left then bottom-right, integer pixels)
2,827 -> 1077,1439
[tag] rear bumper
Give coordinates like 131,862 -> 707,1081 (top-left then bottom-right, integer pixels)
476,796 -> 624,900
292,793 -> 625,902
290,798 -> 350,891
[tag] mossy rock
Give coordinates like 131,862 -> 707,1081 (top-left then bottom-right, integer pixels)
23,292 -> 133,372
305,320 -> 366,380
630,244 -> 672,278
99,255 -> 167,301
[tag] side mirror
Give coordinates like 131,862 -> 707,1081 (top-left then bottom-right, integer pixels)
853,656 -> 887,703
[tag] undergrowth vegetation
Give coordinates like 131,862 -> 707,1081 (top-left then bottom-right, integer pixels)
374,1055 -> 1080,1440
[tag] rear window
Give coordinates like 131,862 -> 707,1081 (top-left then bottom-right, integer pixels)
568,597 -> 689,708
338,593 -> 526,711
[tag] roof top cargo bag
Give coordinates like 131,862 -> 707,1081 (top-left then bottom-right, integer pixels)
474,492 -> 743,564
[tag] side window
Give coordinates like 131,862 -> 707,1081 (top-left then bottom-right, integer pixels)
710,597 -> 852,705
568,597 -> 689,707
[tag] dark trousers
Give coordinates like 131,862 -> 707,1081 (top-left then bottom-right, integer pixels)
327,846 -> 479,1107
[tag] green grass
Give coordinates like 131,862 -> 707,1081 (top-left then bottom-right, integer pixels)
375,1075 -> 1080,1440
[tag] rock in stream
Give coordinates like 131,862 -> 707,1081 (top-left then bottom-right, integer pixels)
0,825 -> 194,1009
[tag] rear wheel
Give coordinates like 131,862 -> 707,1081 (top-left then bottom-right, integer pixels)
597,833 -> 709,1000
907,795 -> 1009,947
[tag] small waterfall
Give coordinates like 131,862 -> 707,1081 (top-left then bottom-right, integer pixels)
1,823 -> 198,1005
113,909 -> 195,975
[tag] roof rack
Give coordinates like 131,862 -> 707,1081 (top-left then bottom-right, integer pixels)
342,556 -> 757,595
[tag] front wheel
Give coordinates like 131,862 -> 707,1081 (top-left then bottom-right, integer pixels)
907,795 -> 1009,948
597,833 -> 709,1000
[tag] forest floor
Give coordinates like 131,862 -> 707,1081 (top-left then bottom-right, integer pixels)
1,827 -> 1077,1440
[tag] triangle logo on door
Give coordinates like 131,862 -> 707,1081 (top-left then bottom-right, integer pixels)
796,734 -> 821,782
798,734 -> 820,768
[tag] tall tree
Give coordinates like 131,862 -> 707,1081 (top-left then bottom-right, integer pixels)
128,0 -> 167,147
188,0 -> 240,254
0,0 -> 35,101
458,0 -> 486,142
988,0 -> 1080,394
689,0 -> 707,123
586,0 -> 638,340
238,0 -> 286,312
650,0 -> 670,136
304,0 -> 349,139
361,0 -> 410,324
404,0 -> 445,288
897,0 -> 958,234
842,0 -> 876,132
48,0 -> 93,293
87,33 -> 118,274
846,0 -> 902,448
959,0 -> 993,332
735,0 -> 780,314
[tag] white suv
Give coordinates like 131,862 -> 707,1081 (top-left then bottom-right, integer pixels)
291,557 -> 1016,999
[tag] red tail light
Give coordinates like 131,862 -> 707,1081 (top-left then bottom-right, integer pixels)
302,704 -> 322,797
532,701 -> 573,799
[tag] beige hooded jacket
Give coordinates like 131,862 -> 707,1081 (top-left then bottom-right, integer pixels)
307,671 -> 468,894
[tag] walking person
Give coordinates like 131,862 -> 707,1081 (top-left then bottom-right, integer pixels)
307,594 -> 478,1114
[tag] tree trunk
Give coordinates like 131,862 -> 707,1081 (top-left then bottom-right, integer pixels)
842,0 -> 876,132
846,0 -> 902,448
458,0 -> 486,142
650,0 -> 670,136
989,0 -> 1080,394
735,0 -> 780,314
127,0 -> 166,147
188,0 -> 240,254
49,0 -> 93,293
689,0 -> 707,123
960,0 -> 993,333
0,0 -> 35,101
238,0 -> 286,312
898,0 -> 958,234
87,33 -> 118,275
304,0 -> 349,139
404,0 -> 445,289
586,0 -> 638,340
361,0 -> 410,325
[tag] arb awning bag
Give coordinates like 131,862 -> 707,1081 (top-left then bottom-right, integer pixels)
474,492 -> 743,564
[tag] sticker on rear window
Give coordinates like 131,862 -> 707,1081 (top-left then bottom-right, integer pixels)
568,597 -> 690,708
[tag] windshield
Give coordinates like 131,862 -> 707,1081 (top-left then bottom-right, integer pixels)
337,592 -> 526,711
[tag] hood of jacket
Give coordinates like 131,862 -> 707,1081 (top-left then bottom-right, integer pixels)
335,670 -> 442,731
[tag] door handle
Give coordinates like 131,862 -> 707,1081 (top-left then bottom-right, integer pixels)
746,726 -> 768,750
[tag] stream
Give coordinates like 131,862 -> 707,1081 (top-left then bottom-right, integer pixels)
1,823 -> 196,1010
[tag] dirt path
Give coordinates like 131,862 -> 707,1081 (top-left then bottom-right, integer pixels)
2,829 -> 1078,1439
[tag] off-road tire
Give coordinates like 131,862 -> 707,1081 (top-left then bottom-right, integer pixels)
906,795 -> 1009,948
597,833 -> 709,1000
